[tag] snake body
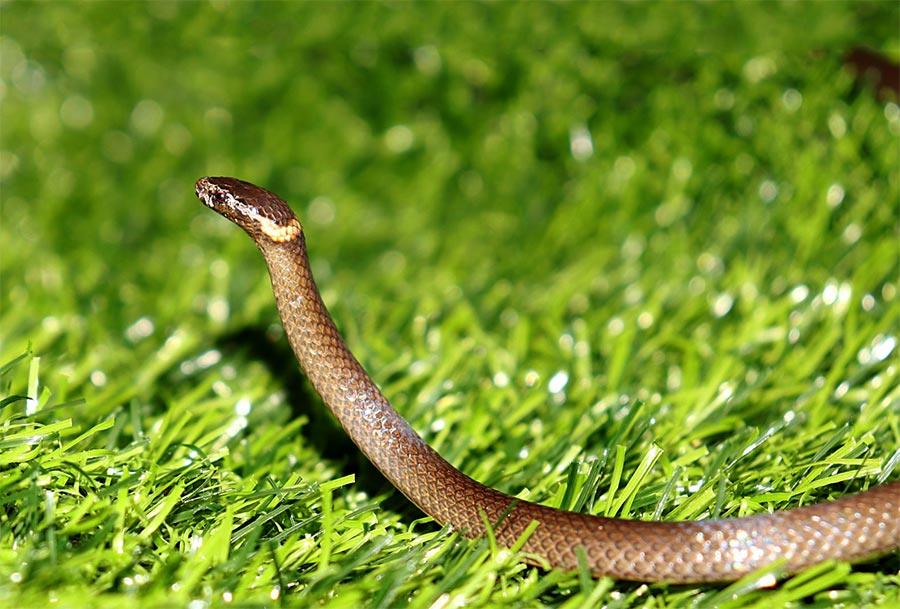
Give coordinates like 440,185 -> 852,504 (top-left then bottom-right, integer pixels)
195,176 -> 899,583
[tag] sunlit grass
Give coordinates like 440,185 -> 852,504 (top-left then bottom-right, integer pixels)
2,2 -> 898,608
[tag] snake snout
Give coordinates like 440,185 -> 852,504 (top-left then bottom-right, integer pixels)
194,178 -> 207,201
194,177 -> 218,210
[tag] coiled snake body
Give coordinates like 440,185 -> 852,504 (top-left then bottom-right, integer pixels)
196,176 -> 899,583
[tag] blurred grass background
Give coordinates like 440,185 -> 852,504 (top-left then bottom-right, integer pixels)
1,2 -> 899,608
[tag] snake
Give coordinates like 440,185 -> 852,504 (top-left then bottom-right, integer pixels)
195,176 -> 899,583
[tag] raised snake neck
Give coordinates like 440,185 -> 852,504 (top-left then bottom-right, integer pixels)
195,176 -> 899,583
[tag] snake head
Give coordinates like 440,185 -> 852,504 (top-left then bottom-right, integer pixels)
195,177 -> 302,244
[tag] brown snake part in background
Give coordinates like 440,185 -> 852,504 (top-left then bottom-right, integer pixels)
196,176 -> 899,583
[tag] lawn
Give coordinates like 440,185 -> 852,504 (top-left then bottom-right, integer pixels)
1,2 -> 898,608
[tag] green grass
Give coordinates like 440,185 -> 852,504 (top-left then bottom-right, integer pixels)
2,2 -> 899,608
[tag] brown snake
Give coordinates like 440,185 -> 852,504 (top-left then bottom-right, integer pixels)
195,176 -> 899,583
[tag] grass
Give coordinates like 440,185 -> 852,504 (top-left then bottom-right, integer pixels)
2,2 -> 899,608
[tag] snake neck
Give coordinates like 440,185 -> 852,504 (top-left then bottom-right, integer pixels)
258,239 -> 513,532
261,240 -> 373,411
260,241 -> 429,459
